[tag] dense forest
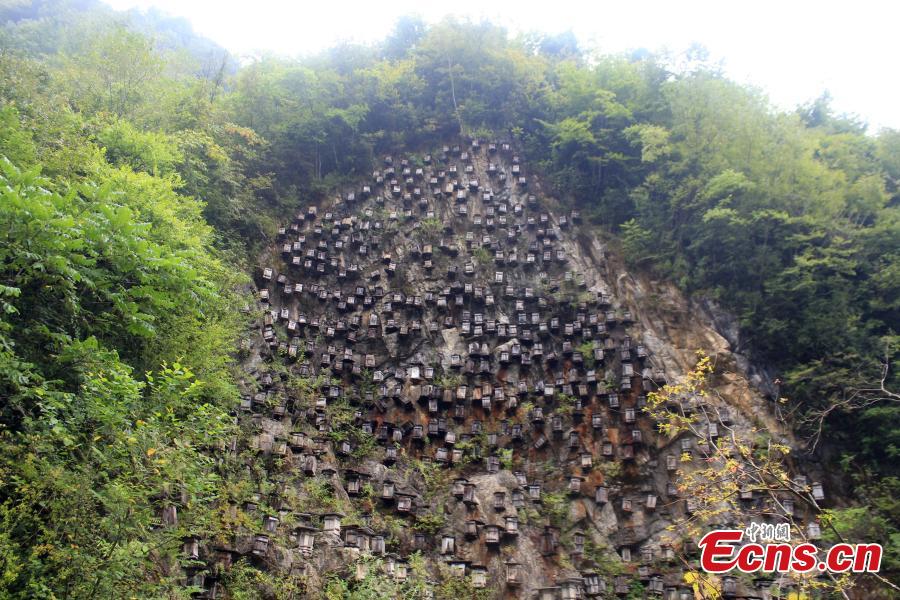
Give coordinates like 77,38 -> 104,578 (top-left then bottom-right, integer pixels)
0,0 -> 897,597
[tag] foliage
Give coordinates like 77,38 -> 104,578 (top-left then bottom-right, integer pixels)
321,553 -> 440,600
645,353 -> 875,597
583,537 -> 623,578
434,372 -> 462,389
0,11 -> 245,595
413,512 -> 446,536
472,246 -> 492,265
625,580 -> 648,600
95,118 -> 182,176
822,476 -> 900,577
542,491 -> 569,527
411,458 -> 449,501
419,217 -> 442,239
498,447 -> 514,470
577,341 -> 596,369
554,393 -> 576,415
433,572 -> 490,600
224,560 -> 307,599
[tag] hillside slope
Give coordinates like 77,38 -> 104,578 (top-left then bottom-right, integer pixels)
201,140 -> 830,599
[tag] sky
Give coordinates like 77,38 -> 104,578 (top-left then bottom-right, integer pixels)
103,0 -> 900,131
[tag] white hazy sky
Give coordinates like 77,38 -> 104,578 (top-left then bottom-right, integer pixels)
104,0 -> 900,131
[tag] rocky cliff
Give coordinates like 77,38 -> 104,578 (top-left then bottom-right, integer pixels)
197,140 -> 829,599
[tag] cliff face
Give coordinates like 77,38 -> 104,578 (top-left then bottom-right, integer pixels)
219,140 -> 824,599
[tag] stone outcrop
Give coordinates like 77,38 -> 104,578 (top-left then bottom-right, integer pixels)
189,140 -> 827,599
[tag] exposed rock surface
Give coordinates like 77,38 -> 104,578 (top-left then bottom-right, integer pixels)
194,140 -> 826,599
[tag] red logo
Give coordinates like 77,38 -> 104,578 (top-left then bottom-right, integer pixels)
698,530 -> 882,574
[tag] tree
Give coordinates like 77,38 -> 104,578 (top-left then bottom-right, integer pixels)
645,352 -> 899,598
61,26 -> 164,120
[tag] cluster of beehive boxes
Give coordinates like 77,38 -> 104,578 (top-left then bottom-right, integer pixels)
177,139 -> 830,599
